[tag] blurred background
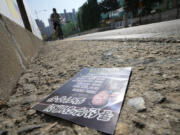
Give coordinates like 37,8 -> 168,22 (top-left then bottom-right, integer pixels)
4,0 -> 179,40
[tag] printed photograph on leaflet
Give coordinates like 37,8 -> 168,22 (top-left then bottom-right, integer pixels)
33,67 -> 132,135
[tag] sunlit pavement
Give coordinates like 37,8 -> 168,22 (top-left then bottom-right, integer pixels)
66,19 -> 180,41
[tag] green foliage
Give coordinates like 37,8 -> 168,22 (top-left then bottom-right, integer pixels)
77,0 -> 123,31
62,21 -> 79,37
142,0 -> 162,15
77,0 -> 101,31
42,33 -> 47,41
124,0 -> 139,17
100,0 -> 120,13
124,0 -> 163,17
51,32 -> 57,40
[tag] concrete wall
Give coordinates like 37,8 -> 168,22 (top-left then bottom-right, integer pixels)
0,14 -> 43,100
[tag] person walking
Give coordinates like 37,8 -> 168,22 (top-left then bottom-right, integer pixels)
50,8 -> 63,39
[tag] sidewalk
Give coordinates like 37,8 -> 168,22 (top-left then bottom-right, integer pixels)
0,40 -> 179,135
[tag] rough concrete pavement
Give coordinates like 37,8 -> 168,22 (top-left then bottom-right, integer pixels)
0,39 -> 179,135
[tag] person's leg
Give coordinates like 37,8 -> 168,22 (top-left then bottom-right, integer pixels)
53,23 -> 60,39
59,25 -> 63,39
57,23 -> 63,39
53,23 -> 57,30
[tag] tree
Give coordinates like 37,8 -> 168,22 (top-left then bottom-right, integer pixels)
124,0 -> 139,17
77,0 -> 101,31
176,0 -> 180,18
124,0 -> 162,17
142,0 -> 162,16
62,21 -> 78,37
100,0 -> 120,13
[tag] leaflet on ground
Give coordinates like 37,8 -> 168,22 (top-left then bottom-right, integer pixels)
33,67 -> 132,134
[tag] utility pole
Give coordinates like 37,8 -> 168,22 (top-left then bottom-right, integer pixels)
16,0 -> 32,32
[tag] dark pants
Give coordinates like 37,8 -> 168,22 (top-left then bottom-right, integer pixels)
53,23 -> 63,39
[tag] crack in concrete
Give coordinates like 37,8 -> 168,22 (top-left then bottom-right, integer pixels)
0,14 -> 26,70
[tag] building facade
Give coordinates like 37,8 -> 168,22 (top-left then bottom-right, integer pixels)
60,9 -> 77,23
35,19 -> 53,39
